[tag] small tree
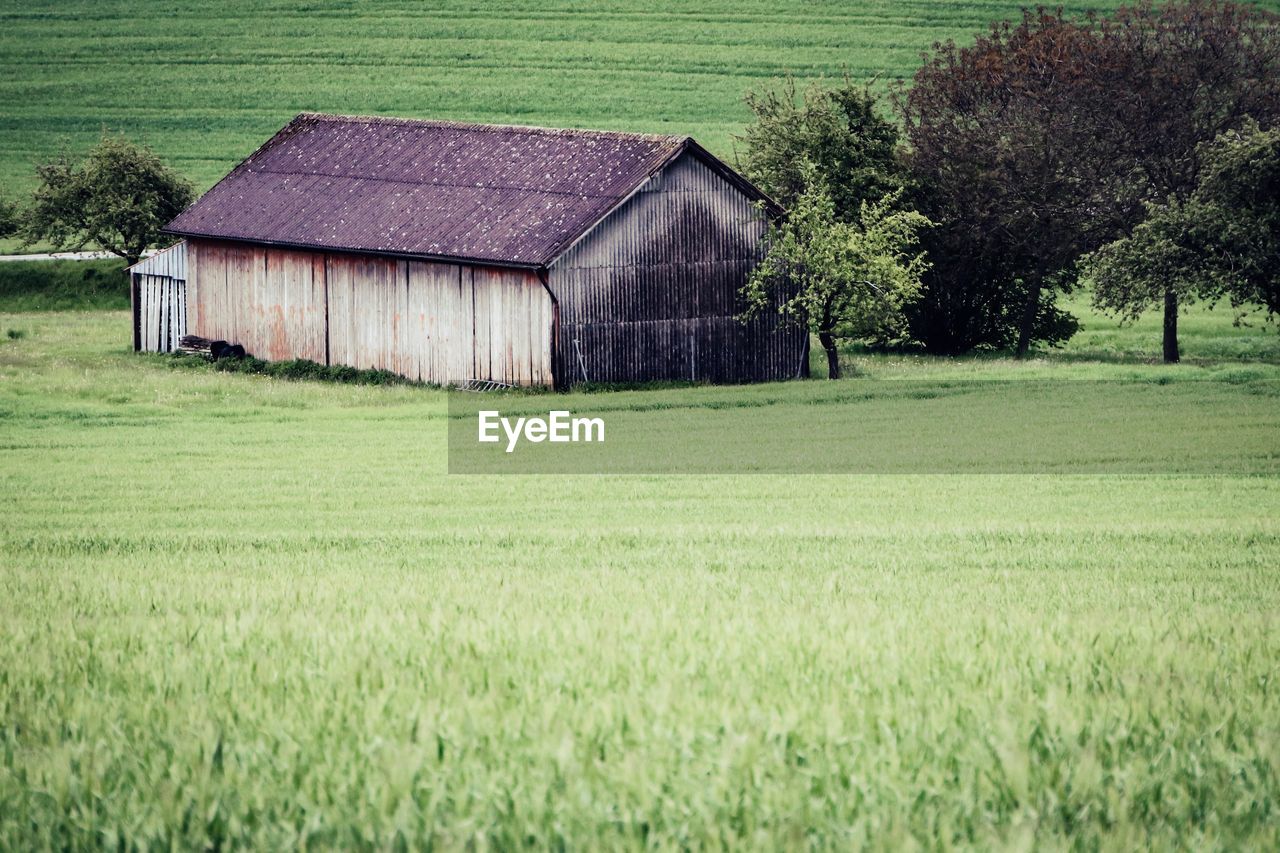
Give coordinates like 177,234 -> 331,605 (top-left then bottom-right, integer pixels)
742,167 -> 931,379
737,75 -> 906,220
1088,122 -> 1280,334
22,133 -> 194,266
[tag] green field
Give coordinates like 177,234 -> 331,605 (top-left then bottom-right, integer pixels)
0,0 -> 1273,205
3,0 -> 1280,845
0,259 -> 127,311
2,298 -> 1279,847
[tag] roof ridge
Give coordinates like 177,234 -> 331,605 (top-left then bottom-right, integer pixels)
294,112 -> 687,144
246,164 -> 625,198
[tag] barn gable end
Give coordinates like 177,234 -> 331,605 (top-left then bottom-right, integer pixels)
547,150 -> 805,384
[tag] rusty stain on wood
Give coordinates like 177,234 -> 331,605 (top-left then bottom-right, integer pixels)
184,239 -> 552,385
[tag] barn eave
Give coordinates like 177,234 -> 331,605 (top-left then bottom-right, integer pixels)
159,229 -> 548,272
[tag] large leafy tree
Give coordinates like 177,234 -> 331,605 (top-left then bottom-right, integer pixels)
1089,0 -> 1280,361
742,166 -> 931,379
737,75 -> 906,220
897,9 -> 1125,357
897,0 -> 1280,359
1088,122 -> 1280,328
22,133 -> 194,266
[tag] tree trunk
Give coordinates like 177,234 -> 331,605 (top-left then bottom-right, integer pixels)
818,330 -> 840,380
1162,288 -> 1180,364
1015,277 -> 1043,359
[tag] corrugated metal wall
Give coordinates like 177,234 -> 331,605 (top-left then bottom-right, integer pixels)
187,239 -> 552,385
548,151 -> 805,385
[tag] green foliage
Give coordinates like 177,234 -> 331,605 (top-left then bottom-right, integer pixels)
743,167 -> 930,377
172,351 -> 430,387
898,1 -> 1280,359
0,259 -> 128,311
1,310 -> 1279,847
0,193 -> 18,239
22,133 -> 194,265
1089,122 -> 1280,324
738,75 -> 904,217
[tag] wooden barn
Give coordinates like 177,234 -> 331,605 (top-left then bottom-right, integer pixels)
144,112 -> 806,387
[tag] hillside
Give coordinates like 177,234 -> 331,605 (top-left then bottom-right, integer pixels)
11,0 -> 1280,196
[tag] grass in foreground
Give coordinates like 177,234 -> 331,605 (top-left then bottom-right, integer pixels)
1,307 -> 1278,847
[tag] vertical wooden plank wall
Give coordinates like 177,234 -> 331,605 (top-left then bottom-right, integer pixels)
547,150 -> 805,385
262,248 -> 327,362
133,242 -> 189,353
471,266 -> 552,386
186,239 -> 553,385
135,276 -> 188,353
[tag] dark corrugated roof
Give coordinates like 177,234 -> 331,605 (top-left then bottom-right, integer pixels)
166,113 -> 764,268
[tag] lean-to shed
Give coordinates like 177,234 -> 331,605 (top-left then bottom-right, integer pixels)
129,241 -> 187,353
157,112 -> 806,387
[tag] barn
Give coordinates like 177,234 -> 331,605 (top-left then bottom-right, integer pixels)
141,112 -> 806,387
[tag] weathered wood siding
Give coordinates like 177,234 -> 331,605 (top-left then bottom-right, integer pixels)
187,239 -> 552,385
548,151 -> 805,385
187,240 -> 327,363
136,274 -> 187,352
131,241 -> 188,353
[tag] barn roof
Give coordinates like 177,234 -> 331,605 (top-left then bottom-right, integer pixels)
164,113 -> 773,269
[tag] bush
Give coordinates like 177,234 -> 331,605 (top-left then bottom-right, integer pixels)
169,352 -> 431,388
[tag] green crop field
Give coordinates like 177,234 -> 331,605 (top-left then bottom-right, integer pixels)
0,0 -> 1275,205
3,0 -> 1280,846
2,296 -> 1279,847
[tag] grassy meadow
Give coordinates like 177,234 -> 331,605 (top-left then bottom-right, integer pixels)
3,0 -> 1280,845
0,0 -> 1274,209
0,259 -> 127,311
2,298 -> 1279,847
